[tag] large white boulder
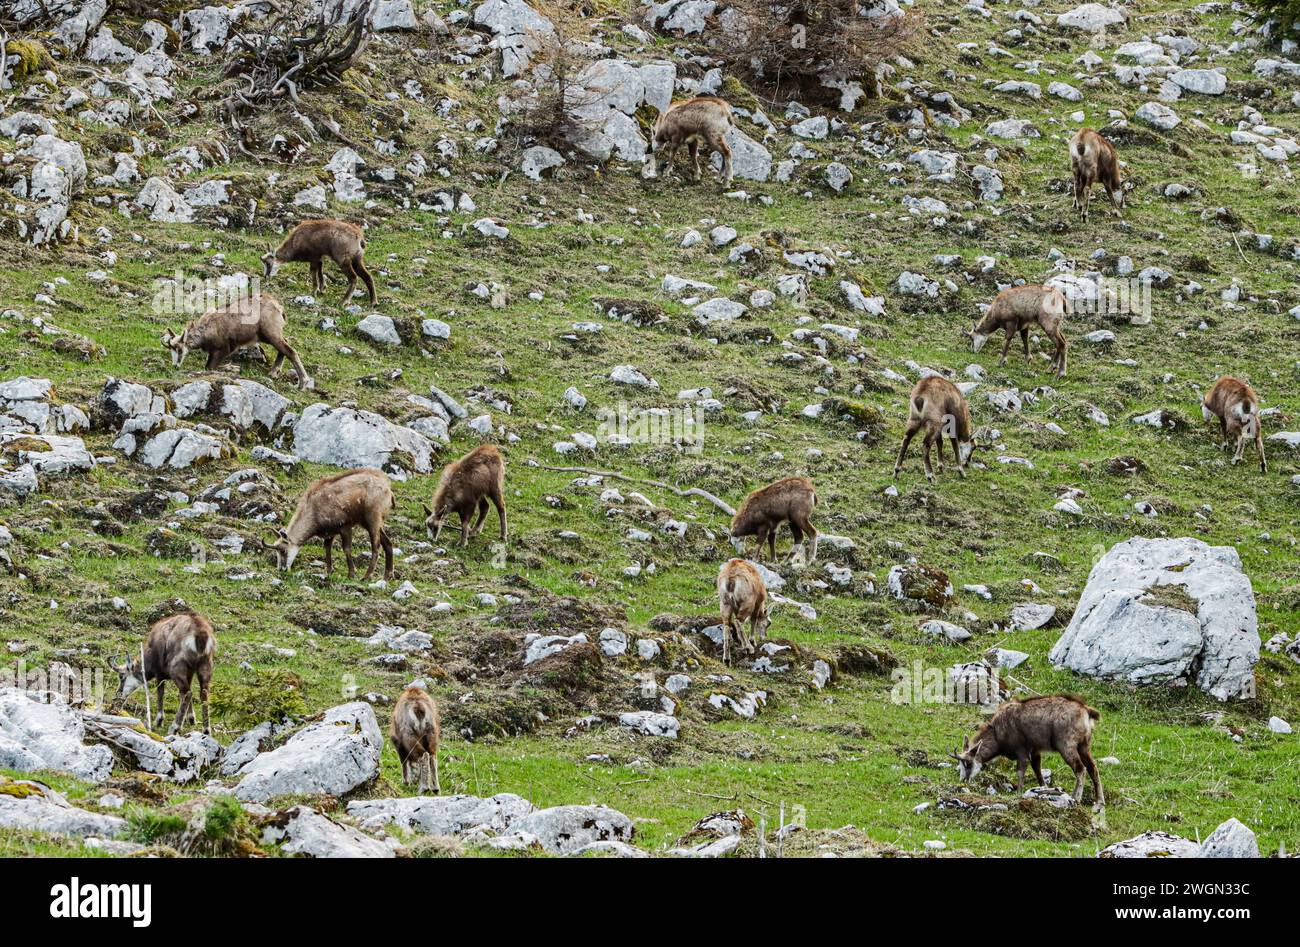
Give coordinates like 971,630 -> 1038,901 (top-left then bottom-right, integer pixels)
263,805 -> 395,857
1099,831 -> 1199,858
233,702 -> 383,803
348,793 -> 536,835
1048,538 -> 1259,700
507,804 -> 635,853
473,0 -> 556,77
291,403 -> 438,473
1057,3 -> 1125,32
0,780 -> 128,838
1199,818 -> 1259,858
0,689 -> 114,782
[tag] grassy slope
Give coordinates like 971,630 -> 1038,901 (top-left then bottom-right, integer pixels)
1,1 -> 1298,856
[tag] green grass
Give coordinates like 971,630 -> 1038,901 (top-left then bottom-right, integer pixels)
1,1 -> 1299,856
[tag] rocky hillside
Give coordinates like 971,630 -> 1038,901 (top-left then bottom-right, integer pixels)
0,0 -> 1298,857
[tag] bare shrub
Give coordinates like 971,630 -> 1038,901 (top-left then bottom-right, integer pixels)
499,7 -> 602,152
219,0 -> 373,148
718,0 -> 923,99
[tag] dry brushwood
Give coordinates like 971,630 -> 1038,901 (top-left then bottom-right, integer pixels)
219,0 -> 372,148
719,0 -> 922,98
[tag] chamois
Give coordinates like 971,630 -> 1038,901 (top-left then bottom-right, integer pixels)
270,468 -> 395,581
1202,376 -> 1267,472
968,284 -> 1070,378
261,219 -> 376,305
162,292 -> 312,389
1069,128 -> 1123,222
423,444 -> 507,548
950,694 -> 1105,808
391,685 -> 441,794
113,612 -> 217,735
729,476 -> 818,563
895,375 -> 977,482
652,96 -> 735,187
717,558 -> 770,666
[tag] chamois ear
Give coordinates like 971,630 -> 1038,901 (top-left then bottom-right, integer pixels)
961,735 -> 970,751
277,528 -> 289,541
422,502 -> 433,518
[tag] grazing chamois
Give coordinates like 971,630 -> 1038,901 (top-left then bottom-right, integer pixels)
261,219 -> 376,305
950,694 -> 1105,808
653,96 -> 735,187
717,558 -> 770,666
895,375 -> 977,482
391,685 -> 441,794
1069,128 -> 1123,222
162,292 -> 312,389
270,467 -> 395,581
423,444 -> 507,548
1202,376 -> 1267,472
968,284 -> 1069,378
729,476 -> 818,563
113,612 -> 216,735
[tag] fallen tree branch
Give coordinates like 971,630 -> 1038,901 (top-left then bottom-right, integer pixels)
540,464 -> 736,516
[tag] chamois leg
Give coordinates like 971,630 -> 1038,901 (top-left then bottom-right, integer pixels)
269,334 -> 310,389
341,530 -> 356,579
1031,751 -> 1045,787
197,669 -> 211,735
310,260 -> 324,294
999,329 -> 1014,366
894,423 -> 920,477
1021,327 -> 1031,365
1081,745 -> 1104,808
1051,332 -> 1068,378
170,685 -> 191,736
1060,746 -> 1087,802
339,259 -> 359,305
429,747 -> 440,794
153,680 -> 167,731
687,141 -> 701,181
470,498 -> 489,537
381,528 -> 394,581
1257,430 -> 1268,473
323,534 -> 335,578
353,255 -> 377,305
766,525 -> 777,561
793,513 -> 818,562
1015,755 -> 1029,792
721,614 -> 732,666
1232,431 -> 1246,465
490,488 -> 507,541
660,142 -> 679,179
267,346 -> 286,377
921,431 -> 937,482
713,133 -> 733,188
361,522 -> 382,581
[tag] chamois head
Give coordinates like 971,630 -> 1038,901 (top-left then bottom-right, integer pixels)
111,653 -> 147,703
422,502 -> 446,541
268,528 -> 301,571
161,325 -> 194,366
966,322 -> 991,353
261,243 -> 280,279
950,733 -> 988,781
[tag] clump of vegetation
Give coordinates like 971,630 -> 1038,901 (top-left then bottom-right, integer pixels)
1140,583 -> 1201,615
939,795 -> 1096,842
209,669 -> 306,729
4,39 -> 53,83
1247,0 -> 1300,31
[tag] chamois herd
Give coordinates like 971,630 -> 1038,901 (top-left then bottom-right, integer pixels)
116,104 -> 1267,810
